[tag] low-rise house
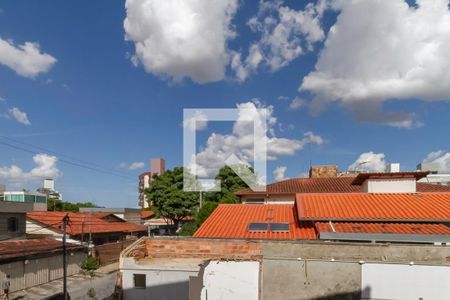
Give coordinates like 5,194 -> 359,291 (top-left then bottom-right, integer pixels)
197,172 -> 450,244
79,207 -> 143,225
0,199 -> 46,241
236,170 -> 450,204
0,238 -> 84,294
26,211 -> 147,245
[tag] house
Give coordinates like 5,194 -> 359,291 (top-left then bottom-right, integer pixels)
196,172 -> 450,244
0,199 -> 46,241
119,171 -> 450,300
26,211 -> 147,245
79,207 -> 144,225
0,238 -> 84,294
236,170 -> 450,204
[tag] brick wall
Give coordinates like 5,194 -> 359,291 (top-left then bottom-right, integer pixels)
145,237 -> 262,260
309,165 -> 338,178
95,240 -> 135,265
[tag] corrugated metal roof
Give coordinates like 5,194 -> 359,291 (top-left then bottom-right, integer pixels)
235,177 -> 450,195
0,238 -> 83,260
296,193 -> 450,221
27,211 -> 147,235
193,204 -> 317,240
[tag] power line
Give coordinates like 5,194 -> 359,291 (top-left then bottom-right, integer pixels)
0,134 -> 128,177
0,140 -> 135,181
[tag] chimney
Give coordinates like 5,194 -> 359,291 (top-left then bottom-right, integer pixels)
385,163 -> 400,173
151,158 -> 165,176
309,166 -> 338,178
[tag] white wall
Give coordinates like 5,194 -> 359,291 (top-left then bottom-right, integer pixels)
362,179 -> 416,193
200,261 -> 259,300
362,263 -> 450,299
242,196 -> 294,204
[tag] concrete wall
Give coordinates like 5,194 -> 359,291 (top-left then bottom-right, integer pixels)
263,258 -> 360,300
241,195 -> 295,204
0,213 -> 26,240
362,178 -> 416,193
199,261 -> 259,300
362,263 -> 450,299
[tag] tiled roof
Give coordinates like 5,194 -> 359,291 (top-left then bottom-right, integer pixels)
193,204 -> 317,240
0,238 -> 83,261
236,177 -> 450,195
315,222 -> 450,235
296,193 -> 450,221
352,172 -> 428,185
27,211 -> 147,235
141,211 -> 155,220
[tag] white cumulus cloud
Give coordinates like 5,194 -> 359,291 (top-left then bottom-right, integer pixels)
9,107 -> 31,125
423,150 -> 450,173
183,110 -> 208,131
124,0 -> 238,83
0,38 -> 57,78
289,97 -> 305,110
190,101 -> 323,177
128,162 -> 145,170
273,166 -> 288,181
300,0 -> 450,128
348,151 -> 386,172
232,0 -> 326,81
0,153 -> 62,187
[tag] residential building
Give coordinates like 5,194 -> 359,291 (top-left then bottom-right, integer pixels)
26,211 -> 147,245
416,162 -> 450,185
79,207 -> 143,225
36,178 -> 63,200
2,191 -> 47,206
138,158 -> 165,209
0,200 -> 45,241
0,238 -> 84,294
120,236 -> 450,300
236,169 -> 450,204
119,171 -> 450,299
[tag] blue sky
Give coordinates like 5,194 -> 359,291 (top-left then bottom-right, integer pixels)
1,0 -> 450,207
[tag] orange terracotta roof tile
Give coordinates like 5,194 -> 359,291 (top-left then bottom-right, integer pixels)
315,222 -> 450,235
193,204 -> 316,240
27,211 -> 147,235
0,238 -> 83,260
235,177 -> 450,195
296,193 -> 450,221
141,211 -> 155,220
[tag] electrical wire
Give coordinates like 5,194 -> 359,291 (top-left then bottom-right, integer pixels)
0,140 -> 135,181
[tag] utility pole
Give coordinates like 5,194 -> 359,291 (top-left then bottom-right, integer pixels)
62,214 -> 70,300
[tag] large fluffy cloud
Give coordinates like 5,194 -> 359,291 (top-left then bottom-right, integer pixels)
348,151 -> 386,172
0,154 -> 62,187
191,100 -> 323,177
232,0 -> 326,81
300,0 -> 450,128
0,39 -> 56,78
422,151 -> 450,173
124,0 -> 238,83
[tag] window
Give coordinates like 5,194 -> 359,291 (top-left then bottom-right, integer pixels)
7,217 -> 18,232
134,274 -> 146,289
269,223 -> 289,232
248,222 -> 268,232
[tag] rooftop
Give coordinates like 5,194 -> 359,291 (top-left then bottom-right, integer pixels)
0,238 -> 83,261
296,192 -> 450,222
193,204 -> 316,240
351,171 -> 429,185
235,176 -> 450,195
27,211 -> 147,235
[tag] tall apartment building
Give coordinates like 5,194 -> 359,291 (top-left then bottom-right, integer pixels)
138,158 -> 165,208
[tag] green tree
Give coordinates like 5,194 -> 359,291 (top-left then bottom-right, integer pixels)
145,167 -> 199,228
205,165 -> 255,204
194,165 -> 253,228
47,198 -> 97,212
